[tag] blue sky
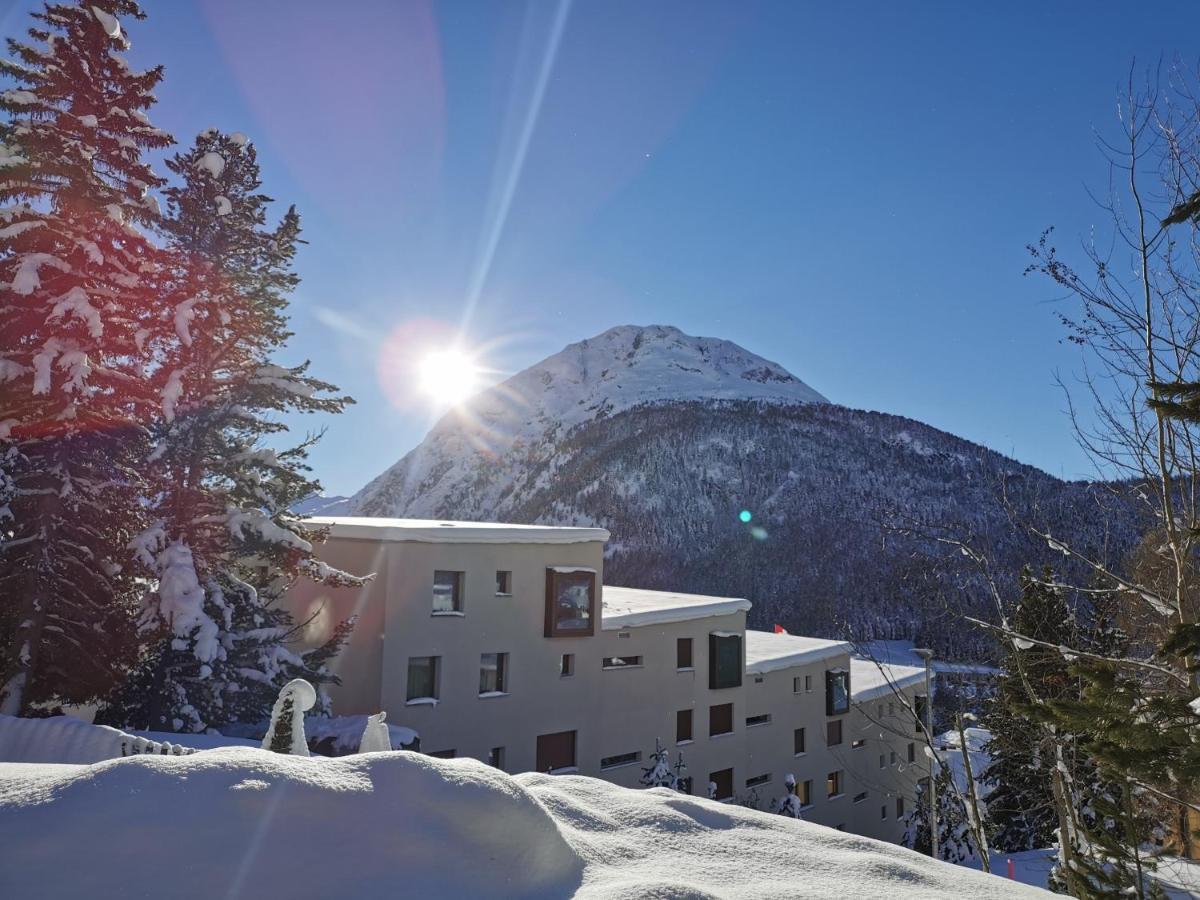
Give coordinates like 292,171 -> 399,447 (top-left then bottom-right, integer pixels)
7,1 -> 1198,495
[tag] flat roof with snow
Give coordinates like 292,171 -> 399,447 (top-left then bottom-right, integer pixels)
601,586 -> 751,630
304,516 -> 610,545
744,630 -> 852,674
850,657 -> 928,703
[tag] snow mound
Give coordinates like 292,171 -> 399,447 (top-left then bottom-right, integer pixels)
0,749 -> 1046,899
0,749 -> 582,899
0,713 -> 198,764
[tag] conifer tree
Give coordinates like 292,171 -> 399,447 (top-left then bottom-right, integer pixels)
0,1 -> 172,714
98,129 -> 365,733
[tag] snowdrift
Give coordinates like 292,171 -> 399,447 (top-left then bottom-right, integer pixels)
0,748 -> 1046,899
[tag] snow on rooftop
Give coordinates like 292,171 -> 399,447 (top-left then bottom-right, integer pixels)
601,586 -> 751,630
744,630 -> 852,674
0,748 -> 1045,899
851,656 -> 928,703
304,516 -> 609,545
856,639 -> 1000,677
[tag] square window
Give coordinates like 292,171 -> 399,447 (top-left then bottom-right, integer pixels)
677,637 -> 693,669
488,746 -> 505,769
826,719 -> 843,747
495,570 -> 512,595
709,768 -> 734,801
406,656 -> 439,702
793,727 -> 806,755
907,742 -> 916,763
479,652 -> 508,695
709,633 -> 743,689
825,669 -> 850,716
544,568 -> 596,637
432,570 -> 464,613
677,709 -> 693,743
560,653 -> 574,677
826,770 -> 843,798
799,779 -> 812,806
709,702 -> 734,737
536,730 -> 576,773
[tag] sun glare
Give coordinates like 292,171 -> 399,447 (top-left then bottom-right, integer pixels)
417,349 -> 483,406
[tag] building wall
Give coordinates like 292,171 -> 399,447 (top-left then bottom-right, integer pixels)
845,688 -> 926,843
283,528 -> 929,845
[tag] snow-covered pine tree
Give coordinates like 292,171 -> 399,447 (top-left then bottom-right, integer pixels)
983,567 -> 1078,852
261,678 -> 315,756
98,129 -> 366,733
776,773 -> 804,819
903,764 -> 977,864
0,1 -> 173,714
640,738 -> 677,789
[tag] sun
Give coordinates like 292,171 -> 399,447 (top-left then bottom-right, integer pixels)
417,349 -> 483,406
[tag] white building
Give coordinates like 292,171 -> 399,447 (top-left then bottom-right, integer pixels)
285,517 -> 930,843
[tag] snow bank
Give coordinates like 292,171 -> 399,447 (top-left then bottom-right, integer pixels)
0,714 -> 200,764
0,749 -> 1047,899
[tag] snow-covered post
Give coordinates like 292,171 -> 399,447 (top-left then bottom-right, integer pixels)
777,773 -> 804,819
262,679 -> 316,756
358,712 -> 392,753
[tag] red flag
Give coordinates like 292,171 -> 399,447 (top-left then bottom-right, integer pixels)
774,624 -> 788,635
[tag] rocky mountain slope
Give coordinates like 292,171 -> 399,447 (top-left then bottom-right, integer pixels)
340,325 -> 1138,656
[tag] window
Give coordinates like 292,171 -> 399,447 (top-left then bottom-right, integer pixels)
825,669 -> 850,715
914,695 -> 928,734
561,653 -> 574,677
488,746 -> 505,769
600,751 -> 640,770
853,791 -> 868,803
878,754 -> 886,769
709,632 -> 742,689
709,702 -> 733,737
479,652 -> 508,695
709,768 -> 734,801
746,773 -> 771,788
677,709 -> 693,743
428,749 -> 455,759
826,770 -> 843,798
406,656 -> 439,702
907,742 -> 915,763
602,655 -> 642,669
495,570 -> 512,595
826,719 -> 842,747
851,738 -> 865,749
536,730 -> 576,773
890,750 -> 897,766
678,776 -> 694,795
544,568 -> 596,637
798,779 -> 812,806
881,805 -> 888,820
746,713 -> 771,728
896,797 -> 906,818
677,637 -> 693,669
793,727 -> 806,755
432,570 -> 463,614
792,676 -> 803,694
888,702 -> 895,717
805,675 -> 813,692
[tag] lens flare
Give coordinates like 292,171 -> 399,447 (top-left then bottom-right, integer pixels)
417,349 -> 483,407
738,510 -> 752,523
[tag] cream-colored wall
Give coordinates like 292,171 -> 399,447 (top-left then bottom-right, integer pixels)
282,530 -> 929,845
845,687 -> 926,843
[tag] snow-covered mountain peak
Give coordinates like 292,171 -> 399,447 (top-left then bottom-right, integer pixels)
348,325 -> 826,516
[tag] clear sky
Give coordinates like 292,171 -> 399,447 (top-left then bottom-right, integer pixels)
6,0 -> 1198,496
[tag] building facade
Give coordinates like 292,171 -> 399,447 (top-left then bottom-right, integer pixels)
285,516 -> 930,843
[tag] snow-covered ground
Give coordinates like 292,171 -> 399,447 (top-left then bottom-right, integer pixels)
0,748 -> 1047,899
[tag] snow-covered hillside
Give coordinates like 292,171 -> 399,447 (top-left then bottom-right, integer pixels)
0,748 -> 1047,899
349,324 -> 826,517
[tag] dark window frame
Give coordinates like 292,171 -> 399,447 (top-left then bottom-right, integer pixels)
677,708 -> 693,743
600,751 -> 641,770
601,655 -> 643,669
826,770 -> 843,798
536,730 -> 577,773
406,655 -> 439,701
793,726 -> 806,755
544,568 -> 596,637
709,632 -> 743,690
495,570 -> 512,596
709,768 -> 734,801
826,718 -> 843,747
709,702 -> 734,737
677,637 -> 694,669
432,570 -> 464,614
479,652 -> 508,695
825,669 -> 850,716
